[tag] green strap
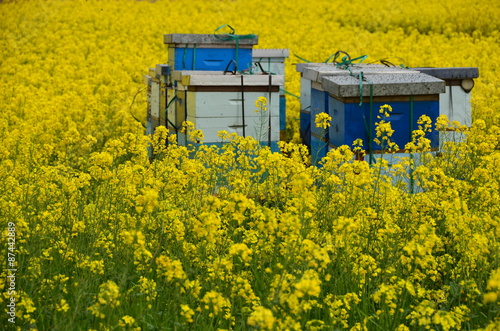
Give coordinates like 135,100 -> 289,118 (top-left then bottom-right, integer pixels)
294,53 -> 312,63
214,24 -> 237,37
329,51 -> 368,67
339,54 -> 368,67
192,44 -> 197,70
214,25 -> 257,72
165,94 -> 178,147
182,43 -> 197,70
182,44 -> 188,70
295,51 -> 368,66
280,88 -> 300,99
325,50 -> 350,64
165,95 -> 178,131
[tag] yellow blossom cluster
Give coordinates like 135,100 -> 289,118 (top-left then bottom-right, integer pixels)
315,112 -> 332,130
1,0 -> 500,330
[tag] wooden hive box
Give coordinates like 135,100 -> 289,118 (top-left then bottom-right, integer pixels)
172,71 -> 284,151
165,34 -> 258,72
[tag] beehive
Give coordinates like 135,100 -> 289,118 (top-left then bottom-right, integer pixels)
172,71 -> 283,150
144,64 -> 174,136
164,34 -> 258,72
300,64 -> 423,163
252,49 -> 289,76
321,73 -> 445,164
411,67 -> 479,143
253,49 -> 290,141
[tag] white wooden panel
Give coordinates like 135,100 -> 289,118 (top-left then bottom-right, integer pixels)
252,59 -> 286,76
188,115 -> 280,142
189,91 -> 280,118
180,73 -> 284,87
300,77 -> 312,112
172,71 -> 221,82
252,49 -> 290,58
439,86 -> 472,127
150,81 -> 161,119
143,75 -> 152,86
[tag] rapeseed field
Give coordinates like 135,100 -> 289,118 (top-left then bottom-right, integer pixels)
1,0 -> 500,330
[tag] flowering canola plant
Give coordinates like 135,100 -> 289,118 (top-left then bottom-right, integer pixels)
1,0 -> 500,330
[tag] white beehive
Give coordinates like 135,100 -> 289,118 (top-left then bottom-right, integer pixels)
172,71 -> 284,150
412,67 -> 479,127
144,65 -> 174,137
252,49 -> 290,75
252,49 -> 290,141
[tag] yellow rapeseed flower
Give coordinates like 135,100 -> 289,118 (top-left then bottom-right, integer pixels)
315,112 -> 332,129
247,306 -> 275,330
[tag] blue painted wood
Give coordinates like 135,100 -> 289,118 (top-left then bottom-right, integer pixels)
309,88 -> 330,161
173,48 -> 253,71
310,88 -> 330,136
300,110 -> 311,149
279,95 -> 286,132
329,98 -> 440,151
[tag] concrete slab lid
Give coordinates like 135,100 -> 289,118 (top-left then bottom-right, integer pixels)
303,64 -> 420,82
321,73 -> 445,97
252,49 -> 290,58
174,71 -> 284,86
295,62 -> 324,73
410,67 -> 479,80
173,70 -> 222,81
164,34 -> 259,46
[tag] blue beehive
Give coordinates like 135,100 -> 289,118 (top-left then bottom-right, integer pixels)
321,73 -> 445,163
309,87 -> 330,163
164,34 -> 258,72
301,64 -> 423,164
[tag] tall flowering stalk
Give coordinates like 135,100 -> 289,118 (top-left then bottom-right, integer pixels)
254,96 -> 269,143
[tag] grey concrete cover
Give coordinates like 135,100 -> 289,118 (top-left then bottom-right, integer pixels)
322,73 -> 445,97
303,64 -> 419,82
253,49 -> 290,58
295,63 -> 323,73
164,34 -> 258,45
411,67 -> 479,80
